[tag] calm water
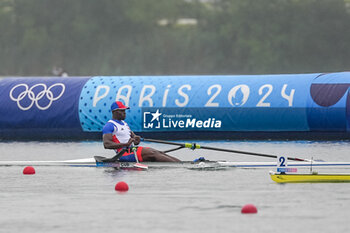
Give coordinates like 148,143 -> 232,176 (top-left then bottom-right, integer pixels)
1,140 -> 350,233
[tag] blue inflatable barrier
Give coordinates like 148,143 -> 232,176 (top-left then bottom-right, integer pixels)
1,72 -> 350,140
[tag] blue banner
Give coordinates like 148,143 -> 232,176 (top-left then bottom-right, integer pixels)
78,74 -> 317,132
2,72 -> 350,140
0,77 -> 89,130
307,72 -> 350,131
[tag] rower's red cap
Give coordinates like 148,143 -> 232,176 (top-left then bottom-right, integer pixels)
111,101 -> 130,111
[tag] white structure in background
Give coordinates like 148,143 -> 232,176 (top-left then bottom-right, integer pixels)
158,18 -> 198,26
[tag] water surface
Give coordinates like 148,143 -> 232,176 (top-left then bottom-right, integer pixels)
1,140 -> 350,232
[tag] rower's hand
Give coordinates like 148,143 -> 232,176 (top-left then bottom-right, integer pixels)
134,136 -> 141,145
126,138 -> 135,147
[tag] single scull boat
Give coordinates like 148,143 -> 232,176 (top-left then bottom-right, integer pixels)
1,156 -> 350,169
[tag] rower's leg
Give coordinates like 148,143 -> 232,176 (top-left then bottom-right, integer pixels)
141,148 -> 181,162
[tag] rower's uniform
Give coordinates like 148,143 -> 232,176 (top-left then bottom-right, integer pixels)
102,119 -> 144,162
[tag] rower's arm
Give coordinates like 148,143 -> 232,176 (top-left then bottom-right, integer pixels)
103,133 -> 134,149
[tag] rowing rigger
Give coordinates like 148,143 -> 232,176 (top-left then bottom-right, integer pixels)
1,157 -> 350,169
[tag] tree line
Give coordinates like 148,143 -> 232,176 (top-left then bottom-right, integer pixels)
1,0 -> 350,76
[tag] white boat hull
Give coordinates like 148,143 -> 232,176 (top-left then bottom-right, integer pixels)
1,158 -> 350,169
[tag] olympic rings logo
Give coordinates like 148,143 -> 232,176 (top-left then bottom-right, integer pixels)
9,83 -> 65,110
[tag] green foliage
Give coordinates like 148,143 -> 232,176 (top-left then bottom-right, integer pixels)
0,0 -> 349,75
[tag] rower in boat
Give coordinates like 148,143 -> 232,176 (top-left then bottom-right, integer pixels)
101,101 -> 181,163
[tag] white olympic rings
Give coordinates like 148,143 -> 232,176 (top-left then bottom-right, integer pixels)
9,83 -> 65,110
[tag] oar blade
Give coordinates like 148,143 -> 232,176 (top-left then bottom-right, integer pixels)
134,163 -> 148,170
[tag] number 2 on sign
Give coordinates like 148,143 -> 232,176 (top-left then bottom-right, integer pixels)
278,156 -> 287,167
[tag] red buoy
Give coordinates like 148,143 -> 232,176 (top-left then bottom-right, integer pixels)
115,181 -> 129,192
241,204 -> 258,214
23,166 -> 36,175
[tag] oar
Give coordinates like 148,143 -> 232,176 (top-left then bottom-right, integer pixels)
142,138 -> 308,162
131,144 -> 148,170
